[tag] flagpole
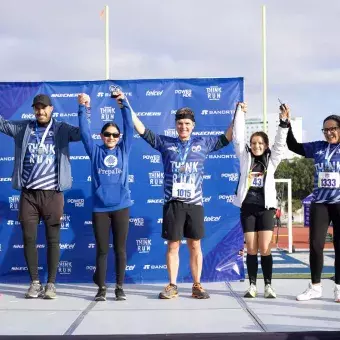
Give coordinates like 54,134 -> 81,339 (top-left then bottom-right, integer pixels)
105,5 -> 110,80
262,5 -> 267,133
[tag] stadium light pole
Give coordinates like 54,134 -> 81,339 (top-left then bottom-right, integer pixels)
262,5 -> 267,133
104,5 -> 110,80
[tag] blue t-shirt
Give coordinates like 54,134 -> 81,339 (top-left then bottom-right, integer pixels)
141,129 -> 229,205
22,122 -> 58,190
304,141 -> 340,203
78,100 -> 133,212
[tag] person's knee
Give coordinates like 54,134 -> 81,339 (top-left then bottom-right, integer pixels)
167,241 -> 180,254
188,239 -> 202,253
247,248 -> 258,255
259,247 -> 271,256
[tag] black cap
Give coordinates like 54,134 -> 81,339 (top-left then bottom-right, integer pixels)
31,94 -> 52,107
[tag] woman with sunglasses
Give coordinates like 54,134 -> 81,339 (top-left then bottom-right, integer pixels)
77,91 -> 133,302
283,105 -> 340,302
233,102 -> 289,299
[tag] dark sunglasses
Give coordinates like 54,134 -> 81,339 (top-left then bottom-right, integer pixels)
321,127 -> 339,134
103,132 -> 120,138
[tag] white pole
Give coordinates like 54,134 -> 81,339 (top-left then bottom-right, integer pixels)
287,179 -> 293,253
105,5 -> 110,80
262,5 -> 267,133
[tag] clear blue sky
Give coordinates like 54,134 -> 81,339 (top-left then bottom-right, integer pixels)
0,0 -> 339,142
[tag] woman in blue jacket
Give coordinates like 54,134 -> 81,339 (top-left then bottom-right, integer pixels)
77,92 -> 133,301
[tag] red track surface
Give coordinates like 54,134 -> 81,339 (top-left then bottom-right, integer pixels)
273,226 -> 334,250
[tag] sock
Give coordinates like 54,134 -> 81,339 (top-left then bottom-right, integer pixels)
261,254 -> 273,285
246,254 -> 258,285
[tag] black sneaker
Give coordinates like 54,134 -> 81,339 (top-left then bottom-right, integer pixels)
95,287 -> 107,301
115,286 -> 127,301
25,281 -> 44,299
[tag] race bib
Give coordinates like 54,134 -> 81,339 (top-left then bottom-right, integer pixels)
318,172 -> 340,188
249,172 -> 264,188
172,182 -> 195,199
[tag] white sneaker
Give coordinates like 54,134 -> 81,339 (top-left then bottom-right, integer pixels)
244,284 -> 257,298
296,283 -> 322,301
264,284 -> 277,298
334,284 -> 340,303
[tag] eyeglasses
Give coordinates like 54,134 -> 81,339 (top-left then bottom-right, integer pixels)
321,127 -> 339,134
103,132 -> 120,138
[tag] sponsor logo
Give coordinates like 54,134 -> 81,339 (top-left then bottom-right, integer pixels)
51,93 -> 80,98
203,174 -> 211,180
164,129 -> 177,137
92,134 -> 101,140
12,244 -> 24,249
170,110 -> 177,115
204,216 -> 221,222
67,198 -> 84,208
147,199 -> 164,204
202,196 -> 212,203
54,112 -> 78,118
157,218 -> 163,224
206,86 -> 222,100
142,155 -> 161,164
128,175 -> 135,183
87,176 -> 92,182
133,133 -> 141,139
221,173 -> 239,181
61,214 -> 71,230
7,220 -> 21,226
149,171 -> 164,187
104,155 -> 118,168
0,178 -> 12,182
146,90 -> 163,96
191,145 -> 201,153
125,265 -> 135,271
174,89 -> 192,98
86,265 -> 96,271
59,243 -> 75,250
70,156 -> 90,160
58,261 -> 72,275
9,195 -> 19,211
97,92 -> 132,98
129,218 -> 144,227
0,157 -> 14,162
207,154 -> 237,159
143,264 -> 167,270
136,238 -> 151,254
84,221 -> 92,225
201,109 -> 233,115
21,113 -> 35,119
11,266 -> 43,271
88,243 -> 95,248
135,111 -> 162,117
192,131 -> 224,136
98,168 -> 122,176
167,146 -> 178,153
218,195 -> 236,203
100,106 -> 115,121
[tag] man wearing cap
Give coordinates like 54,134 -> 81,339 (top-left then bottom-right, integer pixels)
132,107 -> 233,299
0,94 -> 81,299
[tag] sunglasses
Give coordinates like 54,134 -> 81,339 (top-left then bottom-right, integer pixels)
321,127 -> 339,134
103,132 -> 120,138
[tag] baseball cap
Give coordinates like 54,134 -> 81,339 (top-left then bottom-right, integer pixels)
31,94 -> 52,107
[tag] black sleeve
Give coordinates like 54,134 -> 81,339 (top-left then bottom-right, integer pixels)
213,134 -> 230,151
286,124 -> 306,157
140,128 -> 157,148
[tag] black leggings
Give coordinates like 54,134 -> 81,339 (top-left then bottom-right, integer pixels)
92,208 -> 129,287
309,202 -> 340,284
19,189 -> 64,284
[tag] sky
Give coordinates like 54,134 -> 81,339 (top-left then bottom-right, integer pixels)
0,0 -> 339,141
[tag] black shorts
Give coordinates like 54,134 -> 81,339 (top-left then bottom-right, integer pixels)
162,200 -> 204,241
241,204 -> 275,233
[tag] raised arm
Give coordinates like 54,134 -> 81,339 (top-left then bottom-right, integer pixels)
232,102 -> 247,158
280,104 -> 306,157
77,94 -> 93,157
131,109 -> 146,135
0,116 -> 25,137
269,116 -> 289,168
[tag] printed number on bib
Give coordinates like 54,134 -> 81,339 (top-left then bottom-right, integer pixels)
249,172 -> 264,188
172,182 -> 195,199
318,172 -> 340,188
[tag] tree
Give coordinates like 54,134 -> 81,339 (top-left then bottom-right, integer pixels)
274,157 -> 314,211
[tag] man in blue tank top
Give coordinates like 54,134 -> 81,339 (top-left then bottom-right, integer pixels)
132,105 -> 233,299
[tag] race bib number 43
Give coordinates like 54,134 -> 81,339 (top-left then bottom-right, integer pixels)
249,172 -> 264,188
318,172 -> 340,188
172,182 -> 195,199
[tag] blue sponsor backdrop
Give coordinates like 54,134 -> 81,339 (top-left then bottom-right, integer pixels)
0,78 -> 244,283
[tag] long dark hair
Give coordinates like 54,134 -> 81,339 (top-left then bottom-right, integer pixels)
250,131 -> 269,146
101,122 -> 120,134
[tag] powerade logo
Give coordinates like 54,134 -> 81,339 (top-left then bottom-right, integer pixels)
129,218 -> 144,227
218,195 -> 236,203
221,173 -> 239,181
51,93 -> 80,98
86,266 -> 96,271
7,220 -> 21,226
204,216 -> 221,222
174,89 -> 192,98
142,155 -> 161,164
67,198 -> 84,208
146,90 -> 163,96
206,86 -> 222,100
